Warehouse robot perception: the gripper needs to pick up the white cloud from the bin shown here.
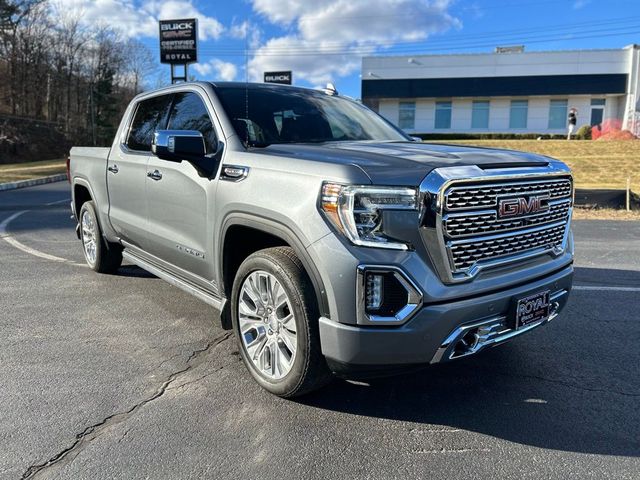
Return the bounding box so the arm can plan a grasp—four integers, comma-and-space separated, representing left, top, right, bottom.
52, 0, 223, 40
248, 36, 368, 85
193, 59, 238, 81
229, 20, 250, 39
248, 0, 460, 86
573, 0, 591, 9
252, 0, 332, 25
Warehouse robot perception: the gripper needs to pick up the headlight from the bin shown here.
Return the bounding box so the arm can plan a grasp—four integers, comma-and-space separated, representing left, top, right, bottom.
320, 183, 418, 250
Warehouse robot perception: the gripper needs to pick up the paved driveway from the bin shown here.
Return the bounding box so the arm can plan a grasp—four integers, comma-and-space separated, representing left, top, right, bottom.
1, 182, 638, 479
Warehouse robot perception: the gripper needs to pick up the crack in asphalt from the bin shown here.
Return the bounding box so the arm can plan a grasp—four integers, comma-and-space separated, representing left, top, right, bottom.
493, 370, 640, 397
20, 332, 233, 480
169, 358, 241, 392
412, 448, 491, 454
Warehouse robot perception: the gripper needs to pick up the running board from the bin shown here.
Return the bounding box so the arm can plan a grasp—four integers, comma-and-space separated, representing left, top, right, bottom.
122, 249, 226, 311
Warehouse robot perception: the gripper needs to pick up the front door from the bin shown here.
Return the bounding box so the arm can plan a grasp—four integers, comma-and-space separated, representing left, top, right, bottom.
107, 94, 172, 247
590, 107, 604, 127
145, 91, 220, 283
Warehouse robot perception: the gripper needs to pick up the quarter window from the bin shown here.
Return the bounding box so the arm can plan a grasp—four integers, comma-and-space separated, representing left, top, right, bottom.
398, 101, 416, 130
471, 100, 490, 129
509, 100, 528, 129
167, 92, 218, 153
126, 95, 172, 151
435, 101, 452, 129
548, 99, 568, 129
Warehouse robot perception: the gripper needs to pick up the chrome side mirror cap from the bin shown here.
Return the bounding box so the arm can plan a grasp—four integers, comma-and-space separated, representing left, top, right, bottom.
152, 130, 206, 162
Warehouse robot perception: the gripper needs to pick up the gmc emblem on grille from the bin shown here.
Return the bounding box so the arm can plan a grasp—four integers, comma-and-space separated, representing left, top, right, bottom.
498, 194, 550, 218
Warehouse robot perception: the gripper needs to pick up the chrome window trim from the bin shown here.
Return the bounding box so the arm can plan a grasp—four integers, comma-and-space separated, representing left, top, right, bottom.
419, 163, 573, 284
355, 265, 423, 326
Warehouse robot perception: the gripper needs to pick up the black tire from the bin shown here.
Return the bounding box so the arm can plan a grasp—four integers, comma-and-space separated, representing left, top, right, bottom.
79, 201, 122, 274
231, 247, 332, 397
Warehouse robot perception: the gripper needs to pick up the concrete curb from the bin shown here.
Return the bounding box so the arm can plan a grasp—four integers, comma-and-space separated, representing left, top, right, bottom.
0, 174, 67, 192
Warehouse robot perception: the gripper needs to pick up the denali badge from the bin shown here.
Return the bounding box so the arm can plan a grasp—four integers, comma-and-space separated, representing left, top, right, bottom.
498, 193, 550, 219
176, 244, 205, 260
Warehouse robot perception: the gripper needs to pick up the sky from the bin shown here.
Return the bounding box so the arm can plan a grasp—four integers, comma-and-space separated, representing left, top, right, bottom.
59, 0, 640, 98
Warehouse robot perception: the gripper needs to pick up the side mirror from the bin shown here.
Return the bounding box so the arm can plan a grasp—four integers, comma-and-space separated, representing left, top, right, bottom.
152, 130, 206, 162
152, 130, 222, 178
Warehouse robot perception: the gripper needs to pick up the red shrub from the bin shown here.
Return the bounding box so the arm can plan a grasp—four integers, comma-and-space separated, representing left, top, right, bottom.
592, 118, 638, 140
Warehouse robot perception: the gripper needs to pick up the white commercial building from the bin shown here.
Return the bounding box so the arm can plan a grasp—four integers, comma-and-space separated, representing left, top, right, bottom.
361, 45, 640, 135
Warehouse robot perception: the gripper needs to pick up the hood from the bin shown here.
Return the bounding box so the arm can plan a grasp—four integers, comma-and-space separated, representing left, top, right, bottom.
253, 141, 552, 185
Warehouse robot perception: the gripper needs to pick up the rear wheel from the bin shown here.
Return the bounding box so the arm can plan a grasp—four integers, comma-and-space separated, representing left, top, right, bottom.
79, 201, 122, 273
231, 247, 331, 397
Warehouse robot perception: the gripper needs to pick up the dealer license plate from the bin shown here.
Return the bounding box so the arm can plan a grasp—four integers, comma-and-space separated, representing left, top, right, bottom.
515, 290, 550, 329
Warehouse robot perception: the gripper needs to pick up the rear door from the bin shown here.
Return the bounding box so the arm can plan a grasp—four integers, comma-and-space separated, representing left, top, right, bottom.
107, 94, 172, 246
144, 90, 220, 282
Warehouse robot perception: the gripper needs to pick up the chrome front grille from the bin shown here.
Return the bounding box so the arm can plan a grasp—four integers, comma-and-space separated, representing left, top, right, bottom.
446, 178, 572, 210
444, 199, 571, 238
419, 165, 574, 284
449, 223, 567, 271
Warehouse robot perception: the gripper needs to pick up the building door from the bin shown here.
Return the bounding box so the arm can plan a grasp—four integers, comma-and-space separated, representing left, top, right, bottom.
590, 99, 605, 127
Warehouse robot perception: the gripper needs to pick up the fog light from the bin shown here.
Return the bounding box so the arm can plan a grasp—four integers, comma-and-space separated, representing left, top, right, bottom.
357, 266, 423, 325
365, 273, 384, 311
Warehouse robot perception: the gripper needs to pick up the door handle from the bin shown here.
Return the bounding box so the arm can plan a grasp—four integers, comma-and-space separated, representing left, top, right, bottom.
107, 164, 119, 174
147, 169, 163, 181
220, 165, 249, 182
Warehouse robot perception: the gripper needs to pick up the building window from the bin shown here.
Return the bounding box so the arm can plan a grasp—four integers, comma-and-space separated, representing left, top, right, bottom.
471, 100, 490, 129
398, 101, 415, 130
590, 98, 605, 126
548, 99, 568, 129
509, 100, 528, 129
435, 101, 452, 129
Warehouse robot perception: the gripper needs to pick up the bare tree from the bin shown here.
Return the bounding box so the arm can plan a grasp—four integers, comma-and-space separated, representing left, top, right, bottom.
1, 0, 158, 158
122, 38, 157, 94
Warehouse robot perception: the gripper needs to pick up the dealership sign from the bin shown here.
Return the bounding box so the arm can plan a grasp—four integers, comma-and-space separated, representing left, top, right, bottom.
159, 19, 198, 64
264, 71, 292, 85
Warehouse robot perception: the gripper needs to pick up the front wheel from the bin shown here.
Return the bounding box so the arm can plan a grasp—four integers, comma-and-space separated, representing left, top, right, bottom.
79, 201, 122, 273
231, 247, 332, 397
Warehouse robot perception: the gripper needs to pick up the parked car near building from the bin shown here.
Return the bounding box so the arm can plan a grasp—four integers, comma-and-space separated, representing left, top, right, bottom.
69, 82, 574, 397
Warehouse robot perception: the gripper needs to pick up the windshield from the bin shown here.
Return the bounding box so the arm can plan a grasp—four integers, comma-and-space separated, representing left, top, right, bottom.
213, 85, 409, 146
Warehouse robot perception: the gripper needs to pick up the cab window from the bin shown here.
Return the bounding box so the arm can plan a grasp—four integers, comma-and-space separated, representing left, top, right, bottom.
167, 92, 218, 153
126, 95, 172, 151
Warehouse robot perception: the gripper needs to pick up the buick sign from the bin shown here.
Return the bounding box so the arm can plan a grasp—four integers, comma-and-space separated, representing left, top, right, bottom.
264, 71, 292, 85
159, 18, 198, 64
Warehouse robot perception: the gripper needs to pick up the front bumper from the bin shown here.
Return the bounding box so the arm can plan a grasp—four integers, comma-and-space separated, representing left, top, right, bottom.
319, 264, 573, 374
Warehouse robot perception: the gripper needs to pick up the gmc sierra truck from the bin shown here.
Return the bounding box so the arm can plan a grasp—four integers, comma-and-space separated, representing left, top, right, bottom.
69, 82, 574, 397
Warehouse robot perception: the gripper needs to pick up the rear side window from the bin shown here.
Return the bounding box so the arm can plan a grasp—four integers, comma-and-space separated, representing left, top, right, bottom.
126, 95, 172, 151
167, 92, 217, 153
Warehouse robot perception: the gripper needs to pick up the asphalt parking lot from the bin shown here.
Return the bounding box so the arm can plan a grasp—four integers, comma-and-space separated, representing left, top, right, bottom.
1, 182, 638, 480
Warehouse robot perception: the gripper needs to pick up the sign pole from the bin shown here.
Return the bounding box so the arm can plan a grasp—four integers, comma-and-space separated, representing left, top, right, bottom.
171, 64, 188, 84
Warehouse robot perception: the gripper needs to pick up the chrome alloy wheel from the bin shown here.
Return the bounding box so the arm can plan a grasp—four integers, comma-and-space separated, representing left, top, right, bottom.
81, 209, 97, 265
238, 270, 297, 380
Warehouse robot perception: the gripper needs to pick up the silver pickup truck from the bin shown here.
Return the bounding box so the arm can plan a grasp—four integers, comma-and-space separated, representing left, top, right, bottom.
69, 82, 574, 397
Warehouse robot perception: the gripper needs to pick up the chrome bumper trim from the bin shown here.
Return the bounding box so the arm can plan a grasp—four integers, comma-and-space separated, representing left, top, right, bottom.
430, 289, 568, 363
